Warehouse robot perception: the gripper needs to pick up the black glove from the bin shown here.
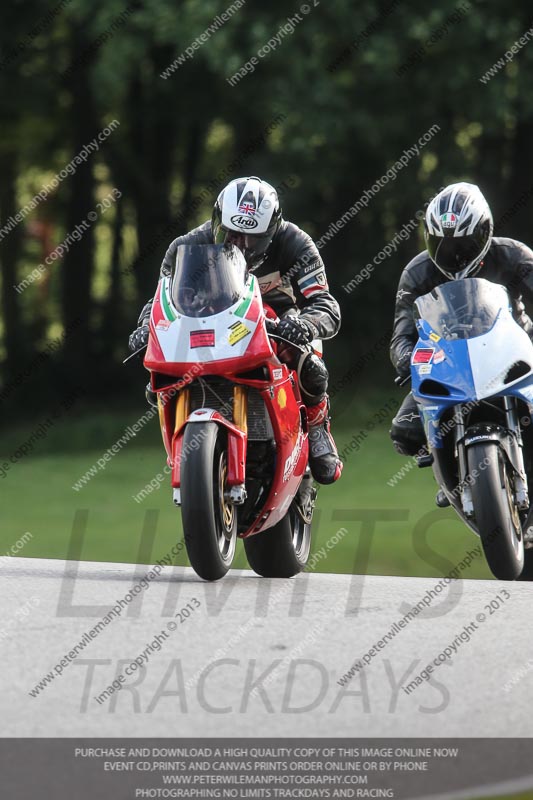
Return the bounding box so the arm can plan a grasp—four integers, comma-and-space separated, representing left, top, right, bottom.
128, 324, 149, 353
277, 316, 318, 346
395, 349, 413, 379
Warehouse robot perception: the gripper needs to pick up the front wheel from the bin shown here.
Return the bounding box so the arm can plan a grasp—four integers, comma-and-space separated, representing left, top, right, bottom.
517, 548, 533, 581
181, 422, 237, 581
468, 442, 524, 580
243, 498, 312, 578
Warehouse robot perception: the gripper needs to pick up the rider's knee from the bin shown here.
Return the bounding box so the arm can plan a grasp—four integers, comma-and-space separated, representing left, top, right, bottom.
299, 353, 328, 403
390, 417, 426, 456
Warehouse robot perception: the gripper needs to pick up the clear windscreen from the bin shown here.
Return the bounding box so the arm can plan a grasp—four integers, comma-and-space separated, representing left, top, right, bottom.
170, 244, 247, 318
414, 278, 510, 340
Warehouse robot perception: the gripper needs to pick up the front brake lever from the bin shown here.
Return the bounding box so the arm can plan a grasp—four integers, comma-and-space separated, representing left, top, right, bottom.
395, 374, 411, 387
123, 345, 148, 364
267, 333, 309, 355
264, 317, 279, 334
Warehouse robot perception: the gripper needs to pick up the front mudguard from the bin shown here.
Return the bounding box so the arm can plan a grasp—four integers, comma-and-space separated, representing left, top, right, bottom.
463, 424, 523, 477
171, 409, 247, 489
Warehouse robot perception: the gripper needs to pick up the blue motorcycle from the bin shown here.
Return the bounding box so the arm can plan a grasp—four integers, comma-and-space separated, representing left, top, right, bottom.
411, 277, 533, 580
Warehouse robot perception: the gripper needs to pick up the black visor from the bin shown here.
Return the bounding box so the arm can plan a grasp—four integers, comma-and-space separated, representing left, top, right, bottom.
214, 225, 273, 268
427, 234, 484, 275
427, 214, 492, 276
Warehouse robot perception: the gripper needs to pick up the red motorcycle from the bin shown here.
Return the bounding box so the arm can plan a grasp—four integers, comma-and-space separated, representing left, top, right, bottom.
143, 243, 316, 581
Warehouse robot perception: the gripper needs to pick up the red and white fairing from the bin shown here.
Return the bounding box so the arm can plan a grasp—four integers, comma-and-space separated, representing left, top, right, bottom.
144, 274, 273, 376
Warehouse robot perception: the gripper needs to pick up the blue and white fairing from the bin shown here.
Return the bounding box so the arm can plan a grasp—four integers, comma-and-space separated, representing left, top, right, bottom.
410, 278, 533, 448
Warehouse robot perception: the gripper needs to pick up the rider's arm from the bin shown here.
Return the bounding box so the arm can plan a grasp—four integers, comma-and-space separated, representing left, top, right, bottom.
494, 239, 533, 338
511, 241, 533, 303
160, 220, 213, 277
513, 255, 533, 338
290, 233, 341, 340
137, 300, 153, 328
390, 266, 419, 377
160, 241, 177, 278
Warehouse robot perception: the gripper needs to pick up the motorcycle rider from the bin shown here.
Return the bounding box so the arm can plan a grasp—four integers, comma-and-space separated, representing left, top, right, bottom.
390, 182, 533, 500
129, 176, 343, 485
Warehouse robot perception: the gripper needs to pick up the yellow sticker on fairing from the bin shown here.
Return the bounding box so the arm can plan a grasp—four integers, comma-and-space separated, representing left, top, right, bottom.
228, 320, 251, 346
429, 332, 441, 342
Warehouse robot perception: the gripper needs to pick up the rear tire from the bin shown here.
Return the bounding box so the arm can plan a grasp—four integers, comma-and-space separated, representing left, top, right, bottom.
468, 442, 524, 580
181, 423, 237, 581
243, 504, 312, 578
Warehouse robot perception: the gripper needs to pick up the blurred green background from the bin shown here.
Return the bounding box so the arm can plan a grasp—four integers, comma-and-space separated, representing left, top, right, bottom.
2, 0, 532, 577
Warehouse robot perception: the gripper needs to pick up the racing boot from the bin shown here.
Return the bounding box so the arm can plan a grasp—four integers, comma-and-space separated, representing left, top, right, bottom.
306, 397, 343, 484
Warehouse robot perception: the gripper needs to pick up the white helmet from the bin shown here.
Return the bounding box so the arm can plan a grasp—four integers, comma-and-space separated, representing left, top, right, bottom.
211, 176, 282, 269
424, 182, 493, 279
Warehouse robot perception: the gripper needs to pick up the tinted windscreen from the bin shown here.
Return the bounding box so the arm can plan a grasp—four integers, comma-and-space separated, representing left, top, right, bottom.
170, 244, 247, 318
414, 278, 509, 340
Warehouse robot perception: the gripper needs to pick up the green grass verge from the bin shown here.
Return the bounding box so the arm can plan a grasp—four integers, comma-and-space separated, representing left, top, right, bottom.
0, 395, 493, 579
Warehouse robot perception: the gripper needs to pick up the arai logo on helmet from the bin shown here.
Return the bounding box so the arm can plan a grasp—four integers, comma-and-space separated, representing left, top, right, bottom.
441, 212, 458, 229
231, 214, 259, 230
231, 214, 259, 229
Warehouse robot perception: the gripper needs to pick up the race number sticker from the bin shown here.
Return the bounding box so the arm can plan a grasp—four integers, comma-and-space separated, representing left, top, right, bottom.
190, 330, 215, 348
412, 348, 434, 364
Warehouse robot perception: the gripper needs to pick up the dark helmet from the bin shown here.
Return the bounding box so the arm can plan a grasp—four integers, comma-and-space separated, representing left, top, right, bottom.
424, 182, 494, 279
211, 176, 282, 269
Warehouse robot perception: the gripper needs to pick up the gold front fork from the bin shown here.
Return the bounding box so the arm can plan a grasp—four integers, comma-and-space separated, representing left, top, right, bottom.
157, 394, 165, 432
174, 388, 191, 433
233, 385, 248, 434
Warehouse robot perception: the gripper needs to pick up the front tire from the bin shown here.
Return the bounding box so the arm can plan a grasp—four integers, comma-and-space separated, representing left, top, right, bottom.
181, 423, 237, 581
243, 503, 312, 578
517, 548, 533, 581
468, 442, 524, 580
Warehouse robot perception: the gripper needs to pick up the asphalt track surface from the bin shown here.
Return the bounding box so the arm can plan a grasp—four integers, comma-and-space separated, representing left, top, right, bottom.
2, 555, 533, 745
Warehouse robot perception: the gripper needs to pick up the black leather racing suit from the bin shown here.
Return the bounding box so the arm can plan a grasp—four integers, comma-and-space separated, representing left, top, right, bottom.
390, 237, 533, 454
138, 219, 341, 404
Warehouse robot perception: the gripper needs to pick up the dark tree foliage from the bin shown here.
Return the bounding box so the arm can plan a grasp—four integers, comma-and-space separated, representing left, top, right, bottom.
1, 0, 533, 415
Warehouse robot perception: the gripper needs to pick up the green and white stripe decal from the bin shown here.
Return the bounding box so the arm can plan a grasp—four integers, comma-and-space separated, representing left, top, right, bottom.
233, 275, 255, 318
160, 278, 177, 322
